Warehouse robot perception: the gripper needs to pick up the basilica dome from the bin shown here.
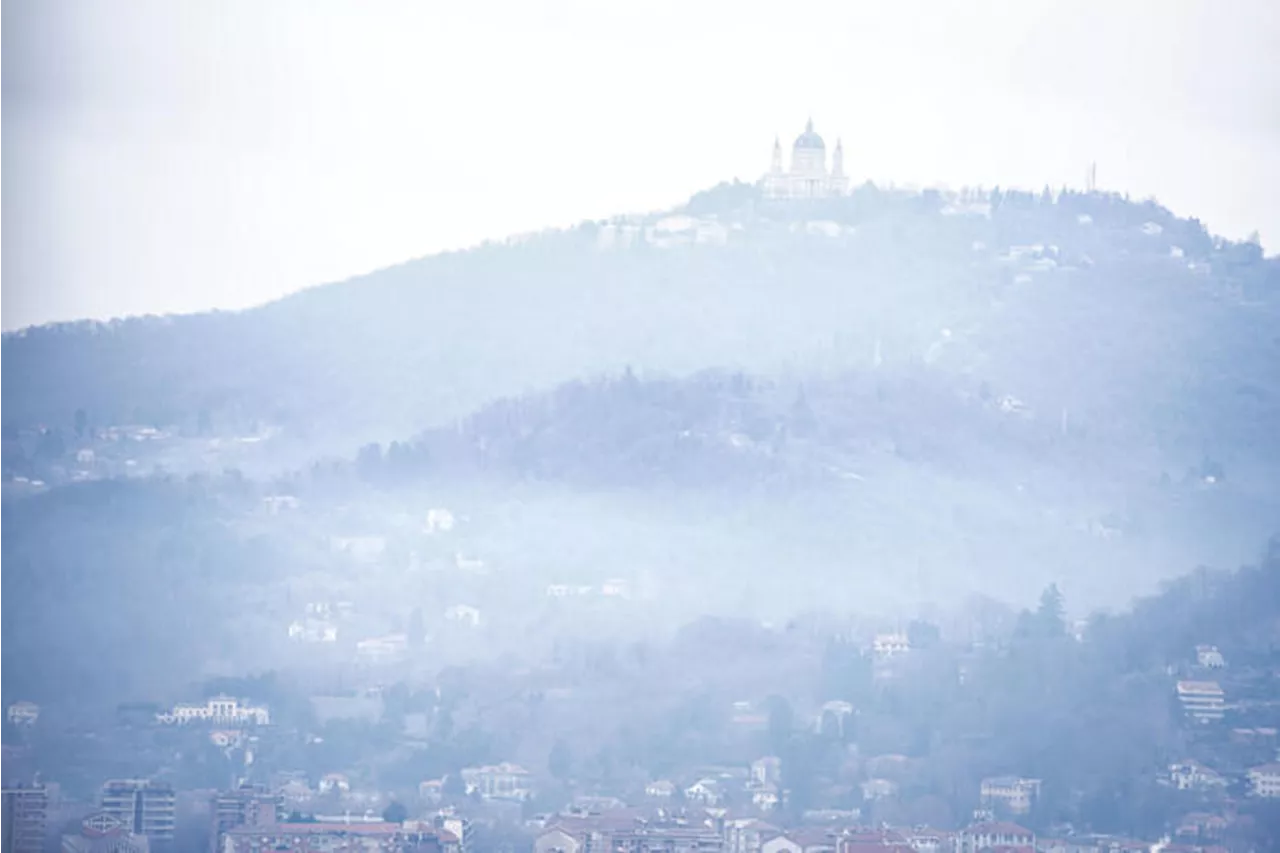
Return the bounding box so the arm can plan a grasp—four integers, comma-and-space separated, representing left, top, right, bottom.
793, 118, 825, 150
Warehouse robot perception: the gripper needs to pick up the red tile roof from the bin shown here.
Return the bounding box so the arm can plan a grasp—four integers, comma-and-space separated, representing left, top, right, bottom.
962, 819, 1034, 835
964, 823, 1033, 837
228, 822, 401, 836
841, 844, 915, 853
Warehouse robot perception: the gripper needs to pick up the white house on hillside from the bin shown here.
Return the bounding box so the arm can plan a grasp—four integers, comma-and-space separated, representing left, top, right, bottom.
7, 701, 40, 726
958, 821, 1034, 853
1248, 763, 1280, 798
445, 604, 482, 627
979, 776, 1041, 815
356, 634, 407, 663
1196, 645, 1227, 668
1167, 760, 1227, 792
425, 508, 456, 534
873, 633, 911, 658
1176, 680, 1226, 723
155, 696, 270, 726
462, 763, 534, 801
751, 756, 782, 788
684, 778, 723, 805
752, 785, 781, 812
644, 780, 676, 799
318, 773, 350, 794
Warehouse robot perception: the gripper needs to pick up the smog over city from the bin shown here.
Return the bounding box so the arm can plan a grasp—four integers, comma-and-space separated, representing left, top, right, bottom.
3, 2, 1280, 852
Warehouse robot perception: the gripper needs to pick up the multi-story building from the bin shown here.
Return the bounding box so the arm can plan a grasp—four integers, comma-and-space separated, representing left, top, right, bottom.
100, 780, 176, 848
540, 818, 722, 853
431, 814, 472, 853
814, 701, 856, 738
1248, 762, 1280, 798
460, 763, 533, 802
1195, 645, 1226, 669
873, 634, 911, 659
612, 825, 724, 853
154, 695, 270, 726
957, 821, 1034, 853
684, 778, 724, 806
211, 784, 282, 851
221, 814, 459, 853
288, 618, 339, 643
750, 756, 782, 789
979, 776, 1041, 815
1176, 681, 1226, 723
6, 702, 40, 727
2, 782, 49, 853
356, 634, 409, 664
644, 780, 676, 799
1167, 760, 1227, 792
724, 819, 778, 853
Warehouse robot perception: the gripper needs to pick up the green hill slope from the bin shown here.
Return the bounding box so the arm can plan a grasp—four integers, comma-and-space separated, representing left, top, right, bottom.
5, 184, 1276, 476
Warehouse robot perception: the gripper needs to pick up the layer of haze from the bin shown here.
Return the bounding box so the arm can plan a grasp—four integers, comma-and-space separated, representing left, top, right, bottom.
4, 0, 1278, 329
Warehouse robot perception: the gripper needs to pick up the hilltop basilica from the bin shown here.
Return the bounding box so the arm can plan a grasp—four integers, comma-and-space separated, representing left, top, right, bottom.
762, 119, 849, 200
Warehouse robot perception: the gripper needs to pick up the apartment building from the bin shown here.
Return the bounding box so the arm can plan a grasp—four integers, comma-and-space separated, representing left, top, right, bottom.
1175, 681, 1226, 723
211, 784, 283, 851
979, 776, 1041, 815
2, 782, 49, 853
100, 780, 176, 848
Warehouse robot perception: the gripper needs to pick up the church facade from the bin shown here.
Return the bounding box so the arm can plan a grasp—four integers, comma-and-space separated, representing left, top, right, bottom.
762, 119, 849, 200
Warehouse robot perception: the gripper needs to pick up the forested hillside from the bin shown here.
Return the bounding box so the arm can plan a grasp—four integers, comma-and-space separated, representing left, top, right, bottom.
0, 478, 274, 707
7, 365, 1277, 707
5, 184, 1277, 471
5, 181, 1278, 713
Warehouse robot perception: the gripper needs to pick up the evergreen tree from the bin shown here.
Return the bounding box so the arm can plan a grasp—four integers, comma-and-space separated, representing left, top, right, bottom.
1036, 583, 1066, 637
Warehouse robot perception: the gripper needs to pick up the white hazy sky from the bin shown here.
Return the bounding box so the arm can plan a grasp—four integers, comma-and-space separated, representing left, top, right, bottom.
3, 0, 1278, 329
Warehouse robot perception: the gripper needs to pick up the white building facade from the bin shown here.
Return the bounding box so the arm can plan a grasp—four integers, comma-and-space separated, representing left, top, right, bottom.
979, 776, 1041, 815
1167, 760, 1226, 792
1196, 645, 1226, 668
762, 120, 849, 200
461, 763, 534, 801
1176, 680, 1226, 723
1248, 763, 1280, 798
7, 701, 40, 726
155, 696, 270, 726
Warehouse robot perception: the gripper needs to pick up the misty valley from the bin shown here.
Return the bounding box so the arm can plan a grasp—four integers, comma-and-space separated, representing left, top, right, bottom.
4, 180, 1280, 852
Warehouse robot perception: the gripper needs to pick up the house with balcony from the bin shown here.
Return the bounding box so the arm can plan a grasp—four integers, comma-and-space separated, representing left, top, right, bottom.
979, 776, 1041, 815
684, 778, 724, 806
1166, 760, 1227, 792
461, 763, 534, 802
957, 821, 1034, 853
1248, 762, 1280, 798
645, 780, 677, 799
1176, 681, 1226, 723
1195, 645, 1226, 669
6, 701, 39, 726
751, 785, 781, 812
154, 695, 270, 726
